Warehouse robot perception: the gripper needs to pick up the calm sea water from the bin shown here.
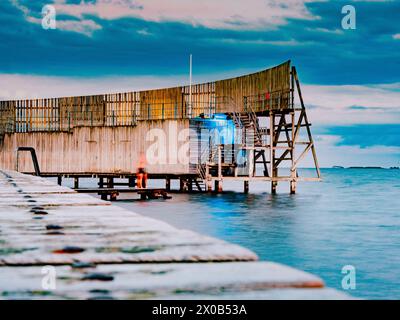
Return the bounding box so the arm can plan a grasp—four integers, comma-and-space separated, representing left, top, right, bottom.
58, 168, 400, 299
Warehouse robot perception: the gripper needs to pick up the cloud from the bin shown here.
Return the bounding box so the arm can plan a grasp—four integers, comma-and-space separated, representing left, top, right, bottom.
393, 33, 400, 39
309, 138, 400, 167
2, 0, 400, 84
15, 0, 318, 31
291, 128, 400, 167
301, 83, 400, 125
137, 28, 153, 36
10, 0, 29, 16
0, 73, 188, 100
220, 38, 315, 46
317, 125, 400, 148
304, 128, 400, 167
10, 0, 101, 36
305, 27, 343, 34
56, 19, 102, 36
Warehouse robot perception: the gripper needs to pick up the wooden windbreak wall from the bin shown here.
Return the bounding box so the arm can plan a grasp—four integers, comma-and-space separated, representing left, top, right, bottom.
140, 87, 183, 120
215, 61, 291, 112
0, 120, 190, 174
0, 61, 291, 136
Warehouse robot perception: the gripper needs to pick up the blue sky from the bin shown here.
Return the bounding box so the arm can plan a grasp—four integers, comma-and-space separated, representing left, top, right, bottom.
0, 0, 399, 167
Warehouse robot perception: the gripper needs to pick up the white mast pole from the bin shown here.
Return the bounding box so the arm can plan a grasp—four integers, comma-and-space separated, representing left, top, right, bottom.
189, 54, 192, 118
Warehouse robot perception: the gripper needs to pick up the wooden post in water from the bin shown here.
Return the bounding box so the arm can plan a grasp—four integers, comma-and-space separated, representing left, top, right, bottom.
272, 170, 278, 194
128, 177, 135, 188
57, 176, 62, 186
74, 177, 79, 189
270, 112, 277, 194
179, 178, 189, 192
165, 178, 171, 191
214, 180, 223, 193
290, 111, 296, 194
248, 148, 254, 178
244, 181, 249, 194
205, 164, 212, 192
107, 177, 114, 188
216, 145, 223, 193
99, 177, 107, 200
207, 181, 212, 192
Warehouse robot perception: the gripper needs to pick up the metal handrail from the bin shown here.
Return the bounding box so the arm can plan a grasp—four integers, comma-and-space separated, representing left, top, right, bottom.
15, 147, 41, 176
224, 96, 263, 146
246, 105, 263, 146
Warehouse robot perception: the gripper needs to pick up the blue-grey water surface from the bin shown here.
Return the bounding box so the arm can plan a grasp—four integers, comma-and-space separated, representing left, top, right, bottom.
59, 168, 400, 299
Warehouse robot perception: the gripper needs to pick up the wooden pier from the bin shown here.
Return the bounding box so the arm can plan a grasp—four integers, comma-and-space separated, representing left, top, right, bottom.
0, 170, 348, 299
74, 188, 171, 201
1, 61, 321, 195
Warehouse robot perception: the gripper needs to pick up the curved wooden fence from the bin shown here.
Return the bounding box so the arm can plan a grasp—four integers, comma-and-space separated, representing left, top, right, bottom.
0, 61, 291, 136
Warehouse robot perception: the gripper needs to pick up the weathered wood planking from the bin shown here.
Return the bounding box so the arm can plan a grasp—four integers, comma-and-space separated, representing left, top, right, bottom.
215, 61, 291, 112
0, 61, 291, 135
140, 87, 184, 120
0, 170, 257, 265
0, 120, 190, 173
0, 172, 76, 194
0, 263, 352, 300
0, 170, 350, 300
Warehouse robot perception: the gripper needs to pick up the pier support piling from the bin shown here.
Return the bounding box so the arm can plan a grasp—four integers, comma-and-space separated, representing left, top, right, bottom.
179, 178, 189, 192
290, 180, 296, 194
215, 180, 223, 193
165, 178, 171, 191
74, 177, 79, 189
107, 177, 114, 188
271, 182, 277, 194
244, 181, 249, 194
99, 178, 107, 200
206, 179, 212, 192
128, 177, 135, 188
271, 168, 278, 194
57, 176, 62, 186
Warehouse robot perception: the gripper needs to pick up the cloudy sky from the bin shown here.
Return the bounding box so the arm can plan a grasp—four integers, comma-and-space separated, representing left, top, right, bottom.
1, 0, 400, 167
